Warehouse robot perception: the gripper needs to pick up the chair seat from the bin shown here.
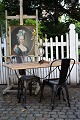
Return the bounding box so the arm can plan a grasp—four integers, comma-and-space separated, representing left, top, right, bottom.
21, 75, 40, 81
44, 78, 59, 85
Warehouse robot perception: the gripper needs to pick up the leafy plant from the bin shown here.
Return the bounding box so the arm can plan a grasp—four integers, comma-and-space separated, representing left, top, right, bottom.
75, 22, 80, 39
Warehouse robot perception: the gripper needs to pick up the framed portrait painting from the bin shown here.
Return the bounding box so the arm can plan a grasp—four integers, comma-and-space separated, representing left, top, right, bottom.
9, 25, 35, 56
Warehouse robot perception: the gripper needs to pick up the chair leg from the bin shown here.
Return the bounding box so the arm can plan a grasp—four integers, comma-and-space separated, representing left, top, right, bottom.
52, 88, 54, 110
65, 85, 70, 107
21, 86, 27, 109
17, 79, 20, 100
62, 87, 66, 101
17, 78, 22, 103
24, 87, 26, 105
51, 86, 56, 110
57, 87, 62, 100
39, 84, 44, 103
20, 80, 27, 109
17, 78, 27, 109
28, 82, 32, 96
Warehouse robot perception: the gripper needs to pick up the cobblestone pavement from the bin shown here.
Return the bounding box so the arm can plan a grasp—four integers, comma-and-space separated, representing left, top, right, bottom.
0, 85, 80, 120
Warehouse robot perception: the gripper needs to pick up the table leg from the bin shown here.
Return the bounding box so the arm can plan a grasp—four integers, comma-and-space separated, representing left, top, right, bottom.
3, 68, 17, 94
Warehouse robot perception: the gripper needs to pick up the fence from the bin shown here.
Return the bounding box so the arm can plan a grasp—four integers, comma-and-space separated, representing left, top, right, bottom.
0, 24, 80, 85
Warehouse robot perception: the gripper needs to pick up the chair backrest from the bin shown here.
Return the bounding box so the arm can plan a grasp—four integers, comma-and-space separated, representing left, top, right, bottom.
49, 58, 75, 84
10, 55, 34, 75
59, 58, 75, 84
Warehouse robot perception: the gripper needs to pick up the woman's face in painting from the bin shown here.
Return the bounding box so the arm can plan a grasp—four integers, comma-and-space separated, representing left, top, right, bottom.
19, 36, 25, 45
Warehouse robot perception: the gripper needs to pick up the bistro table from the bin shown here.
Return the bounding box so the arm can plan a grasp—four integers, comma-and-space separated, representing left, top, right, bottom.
3, 61, 62, 94
3, 59, 77, 94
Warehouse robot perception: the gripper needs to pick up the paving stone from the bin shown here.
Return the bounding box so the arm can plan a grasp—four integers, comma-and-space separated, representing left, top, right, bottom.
35, 118, 46, 120
50, 114, 58, 118
46, 118, 55, 120
0, 85, 80, 120
65, 118, 75, 120
76, 114, 80, 118
58, 114, 67, 118
67, 114, 76, 119
55, 118, 64, 120
74, 119, 80, 120
0, 116, 9, 120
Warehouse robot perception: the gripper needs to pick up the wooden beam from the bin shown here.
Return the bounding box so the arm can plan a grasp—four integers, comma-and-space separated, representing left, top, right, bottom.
6, 15, 36, 20
6, 15, 20, 19
20, 0, 23, 25
23, 15, 36, 19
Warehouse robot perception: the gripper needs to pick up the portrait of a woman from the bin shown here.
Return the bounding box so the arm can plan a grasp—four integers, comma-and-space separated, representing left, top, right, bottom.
13, 35, 29, 55
10, 26, 34, 55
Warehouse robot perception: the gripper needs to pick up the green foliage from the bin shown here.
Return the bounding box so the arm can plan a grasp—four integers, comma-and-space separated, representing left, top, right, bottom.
24, 19, 36, 26
41, 21, 69, 37
2, 0, 19, 15
0, 0, 80, 37
0, 1, 5, 34
24, 19, 43, 38
9, 20, 19, 26
78, 49, 80, 55
75, 22, 80, 39
78, 49, 80, 61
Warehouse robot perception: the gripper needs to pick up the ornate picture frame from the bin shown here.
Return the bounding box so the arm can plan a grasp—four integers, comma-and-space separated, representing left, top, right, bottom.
9, 25, 35, 55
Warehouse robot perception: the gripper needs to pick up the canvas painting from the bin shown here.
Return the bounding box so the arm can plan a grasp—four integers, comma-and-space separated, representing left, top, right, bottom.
9, 25, 35, 55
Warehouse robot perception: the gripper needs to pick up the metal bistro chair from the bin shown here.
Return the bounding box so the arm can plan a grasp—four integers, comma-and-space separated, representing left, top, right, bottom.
39, 58, 75, 110
10, 55, 41, 109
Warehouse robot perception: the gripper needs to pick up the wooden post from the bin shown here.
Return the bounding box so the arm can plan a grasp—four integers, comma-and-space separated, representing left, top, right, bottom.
5, 10, 9, 56
69, 24, 79, 84
35, 9, 38, 60
36, 9, 38, 44
20, 0, 23, 25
